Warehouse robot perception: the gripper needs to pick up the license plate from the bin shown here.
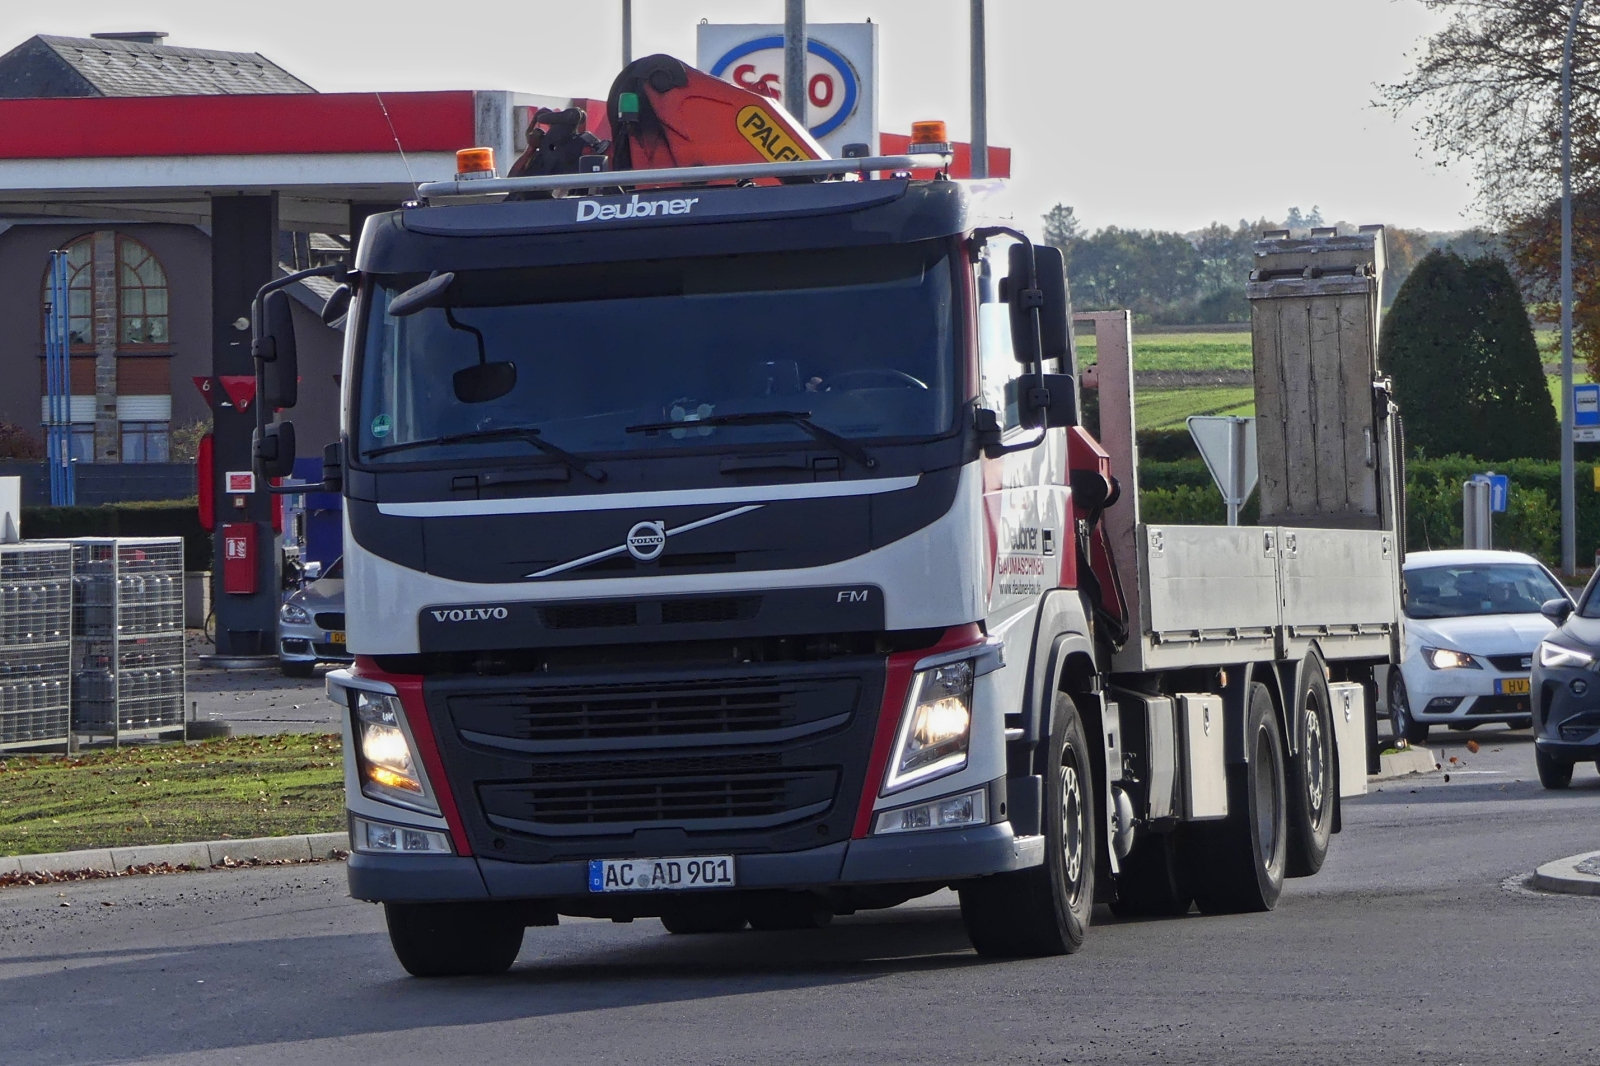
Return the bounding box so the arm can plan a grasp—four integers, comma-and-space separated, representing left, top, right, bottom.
588, 855, 736, 893
328, 631, 346, 645
1496, 676, 1530, 695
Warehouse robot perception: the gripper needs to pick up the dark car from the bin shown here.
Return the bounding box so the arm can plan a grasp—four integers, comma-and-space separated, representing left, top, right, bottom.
1529, 579, 1600, 789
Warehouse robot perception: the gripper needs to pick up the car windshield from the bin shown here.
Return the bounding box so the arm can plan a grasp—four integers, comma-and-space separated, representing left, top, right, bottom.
356, 241, 957, 464
1403, 563, 1565, 619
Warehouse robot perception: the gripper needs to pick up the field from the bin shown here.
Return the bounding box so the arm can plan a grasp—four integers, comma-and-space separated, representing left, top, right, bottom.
1136, 387, 1254, 430
1077, 330, 1253, 373
0, 733, 345, 857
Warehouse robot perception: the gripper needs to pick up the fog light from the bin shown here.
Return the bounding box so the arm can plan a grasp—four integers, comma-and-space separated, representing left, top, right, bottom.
352, 816, 452, 854
1423, 697, 1463, 714
1570, 678, 1589, 695
873, 788, 987, 835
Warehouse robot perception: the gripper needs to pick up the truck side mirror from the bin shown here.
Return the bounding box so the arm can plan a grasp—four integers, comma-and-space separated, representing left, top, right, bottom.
254, 420, 296, 479
1013, 373, 1077, 429
321, 284, 352, 326
1005, 243, 1072, 367
255, 289, 299, 409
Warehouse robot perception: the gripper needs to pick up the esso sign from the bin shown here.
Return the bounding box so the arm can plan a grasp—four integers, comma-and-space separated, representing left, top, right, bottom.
708, 36, 858, 140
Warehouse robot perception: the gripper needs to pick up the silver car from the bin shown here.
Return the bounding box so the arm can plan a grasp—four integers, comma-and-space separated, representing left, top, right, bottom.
277, 557, 351, 678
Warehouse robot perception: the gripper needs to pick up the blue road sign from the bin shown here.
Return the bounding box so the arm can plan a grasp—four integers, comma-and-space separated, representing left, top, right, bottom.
1575, 383, 1600, 442
1474, 473, 1509, 513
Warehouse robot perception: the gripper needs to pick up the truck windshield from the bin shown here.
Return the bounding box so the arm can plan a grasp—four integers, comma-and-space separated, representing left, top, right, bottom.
1403, 563, 1566, 619
356, 240, 957, 464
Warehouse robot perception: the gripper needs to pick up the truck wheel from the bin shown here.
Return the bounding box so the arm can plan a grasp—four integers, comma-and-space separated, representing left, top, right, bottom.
661, 902, 748, 934
746, 893, 831, 930
1108, 831, 1191, 918
1188, 682, 1286, 915
1388, 671, 1429, 745
1535, 748, 1574, 790
959, 693, 1095, 957
1286, 658, 1334, 878
383, 902, 525, 977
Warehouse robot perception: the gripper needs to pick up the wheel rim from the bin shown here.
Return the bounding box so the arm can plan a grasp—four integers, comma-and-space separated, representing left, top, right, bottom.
1060, 753, 1085, 901
1390, 675, 1411, 735
1252, 725, 1281, 860
1303, 694, 1326, 821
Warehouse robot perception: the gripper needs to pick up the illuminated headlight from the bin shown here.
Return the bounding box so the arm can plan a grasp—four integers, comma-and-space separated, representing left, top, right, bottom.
873, 787, 987, 835
1423, 647, 1479, 670
280, 602, 311, 624
351, 815, 452, 854
352, 690, 438, 813
883, 660, 974, 793
1538, 641, 1596, 669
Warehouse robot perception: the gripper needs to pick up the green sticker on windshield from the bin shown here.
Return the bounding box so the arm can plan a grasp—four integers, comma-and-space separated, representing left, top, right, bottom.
371, 414, 392, 438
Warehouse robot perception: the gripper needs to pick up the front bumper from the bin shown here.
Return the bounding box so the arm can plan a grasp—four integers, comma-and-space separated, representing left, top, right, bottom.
1532, 662, 1600, 758
1402, 659, 1532, 724
278, 621, 353, 664
347, 821, 1043, 905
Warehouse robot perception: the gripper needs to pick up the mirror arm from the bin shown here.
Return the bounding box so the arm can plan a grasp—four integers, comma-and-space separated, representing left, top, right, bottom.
444, 305, 489, 365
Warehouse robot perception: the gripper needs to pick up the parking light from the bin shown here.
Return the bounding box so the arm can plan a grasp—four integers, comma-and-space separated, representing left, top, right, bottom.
352, 690, 439, 813
1423, 647, 1479, 670
873, 787, 987, 835
883, 659, 974, 793
351, 815, 452, 855
1538, 641, 1596, 669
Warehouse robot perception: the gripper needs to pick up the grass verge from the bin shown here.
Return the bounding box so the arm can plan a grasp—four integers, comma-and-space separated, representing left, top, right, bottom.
0, 733, 345, 857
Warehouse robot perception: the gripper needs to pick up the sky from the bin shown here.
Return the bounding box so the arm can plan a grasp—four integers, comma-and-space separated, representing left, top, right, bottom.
8, 0, 1480, 237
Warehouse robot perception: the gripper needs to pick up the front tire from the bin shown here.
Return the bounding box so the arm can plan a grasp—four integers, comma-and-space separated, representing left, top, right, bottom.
1286, 657, 1334, 878
1388, 670, 1429, 745
960, 693, 1095, 957
384, 902, 525, 977
1536, 747, 1574, 790
1188, 682, 1287, 915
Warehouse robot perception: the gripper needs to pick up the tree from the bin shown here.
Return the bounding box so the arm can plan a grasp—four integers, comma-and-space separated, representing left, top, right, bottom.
1041, 204, 1081, 253
1379, 250, 1559, 460
1284, 205, 1324, 233
0, 422, 43, 460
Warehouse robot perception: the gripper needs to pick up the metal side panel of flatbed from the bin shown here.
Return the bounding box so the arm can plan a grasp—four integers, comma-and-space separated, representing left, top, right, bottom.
1116, 523, 1399, 672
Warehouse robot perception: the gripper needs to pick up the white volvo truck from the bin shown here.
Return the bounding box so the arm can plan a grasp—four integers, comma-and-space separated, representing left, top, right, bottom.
251, 133, 1401, 975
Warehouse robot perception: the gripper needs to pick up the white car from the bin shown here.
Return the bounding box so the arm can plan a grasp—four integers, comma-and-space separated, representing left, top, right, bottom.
1387, 549, 1573, 743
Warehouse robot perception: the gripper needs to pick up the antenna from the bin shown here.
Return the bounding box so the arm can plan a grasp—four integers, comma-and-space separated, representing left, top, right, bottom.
373, 92, 418, 196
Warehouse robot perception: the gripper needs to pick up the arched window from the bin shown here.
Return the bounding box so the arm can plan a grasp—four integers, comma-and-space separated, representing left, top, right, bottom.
117, 236, 169, 346
39, 234, 95, 348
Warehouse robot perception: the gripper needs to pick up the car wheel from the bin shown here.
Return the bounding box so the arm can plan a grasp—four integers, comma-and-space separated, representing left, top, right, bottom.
280, 660, 315, 679
1388, 671, 1429, 745
1535, 747, 1574, 790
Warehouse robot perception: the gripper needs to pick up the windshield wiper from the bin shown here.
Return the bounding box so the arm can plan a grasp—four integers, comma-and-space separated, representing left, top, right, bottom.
625, 410, 876, 470
365, 427, 607, 482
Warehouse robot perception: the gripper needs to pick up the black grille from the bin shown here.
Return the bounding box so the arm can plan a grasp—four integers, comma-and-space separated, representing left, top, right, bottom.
313, 642, 353, 658
660, 597, 758, 624
479, 762, 837, 830
314, 612, 345, 630
541, 602, 637, 629
1468, 695, 1531, 715
1487, 654, 1532, 672
1558, 711, 1600, 740
450, 675, 858, 745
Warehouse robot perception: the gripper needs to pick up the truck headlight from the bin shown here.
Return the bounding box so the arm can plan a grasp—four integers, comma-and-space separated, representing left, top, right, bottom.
352, 690, 439, 814
351, 815, 452, 854
280, 602, 311, 624
883, 660, 974, 793
873, 787, 987, 835
1538, 641, 1596, 669
1423, 647, 1479, 670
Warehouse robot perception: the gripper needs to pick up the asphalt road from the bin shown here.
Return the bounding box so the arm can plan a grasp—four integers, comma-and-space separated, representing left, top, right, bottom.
3, 731, 1597, 1066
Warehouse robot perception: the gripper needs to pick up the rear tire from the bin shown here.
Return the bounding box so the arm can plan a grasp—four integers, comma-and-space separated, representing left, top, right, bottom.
384, 902, 525, 977
1286, 657, 1334, 878
1108, 831, 1191, 918
280, 660, 315, 679
1388, 671, 1429, 745
960, 693, 1095, 957
1188, 682, 1287, 915
661, 902, 748, 934
1536, 748, 1574, 790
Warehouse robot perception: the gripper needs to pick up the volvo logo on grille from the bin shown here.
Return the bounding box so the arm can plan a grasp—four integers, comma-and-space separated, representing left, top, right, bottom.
626, 521, 667, 561
430, 607, 509, 622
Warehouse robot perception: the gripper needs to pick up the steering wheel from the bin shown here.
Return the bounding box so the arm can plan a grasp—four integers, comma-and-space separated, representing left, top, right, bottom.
822, 368, 929, 391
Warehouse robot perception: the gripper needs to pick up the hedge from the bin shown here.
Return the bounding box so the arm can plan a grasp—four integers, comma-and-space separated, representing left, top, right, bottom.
21, 498, 211, 570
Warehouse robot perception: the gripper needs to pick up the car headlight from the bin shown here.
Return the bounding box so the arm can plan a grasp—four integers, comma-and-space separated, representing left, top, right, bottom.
280, 602, 312, 624
1423, 647, 1479, 670
1538, 641, 1596, 669
883, 660, 974, 794
352, 690, 439, 813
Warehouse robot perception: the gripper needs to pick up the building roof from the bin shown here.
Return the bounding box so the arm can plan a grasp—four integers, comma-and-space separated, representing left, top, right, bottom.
0, 34, 314, 98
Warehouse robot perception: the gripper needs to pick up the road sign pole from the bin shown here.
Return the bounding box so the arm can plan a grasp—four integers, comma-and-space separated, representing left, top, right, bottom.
783, 0, 807, 124
1560, 0, 1585, 576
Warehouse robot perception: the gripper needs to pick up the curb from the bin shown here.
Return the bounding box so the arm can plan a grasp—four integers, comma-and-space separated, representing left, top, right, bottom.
0, 832, 349, 879
1532, 850, 1600, 897
1371, 747, 1439, 781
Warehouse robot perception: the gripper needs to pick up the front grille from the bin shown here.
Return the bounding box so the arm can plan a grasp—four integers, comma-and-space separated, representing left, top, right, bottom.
314, 612, 345, 630
1557, 710, 1600, 740
661, 597, 758, 624
541, 602, 637, 629
450, 675, 858, 745
478, 756, 837, 832
1487, 653, 1532, 672
313, 642, 352, 658
1467, 695, 1531, 715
